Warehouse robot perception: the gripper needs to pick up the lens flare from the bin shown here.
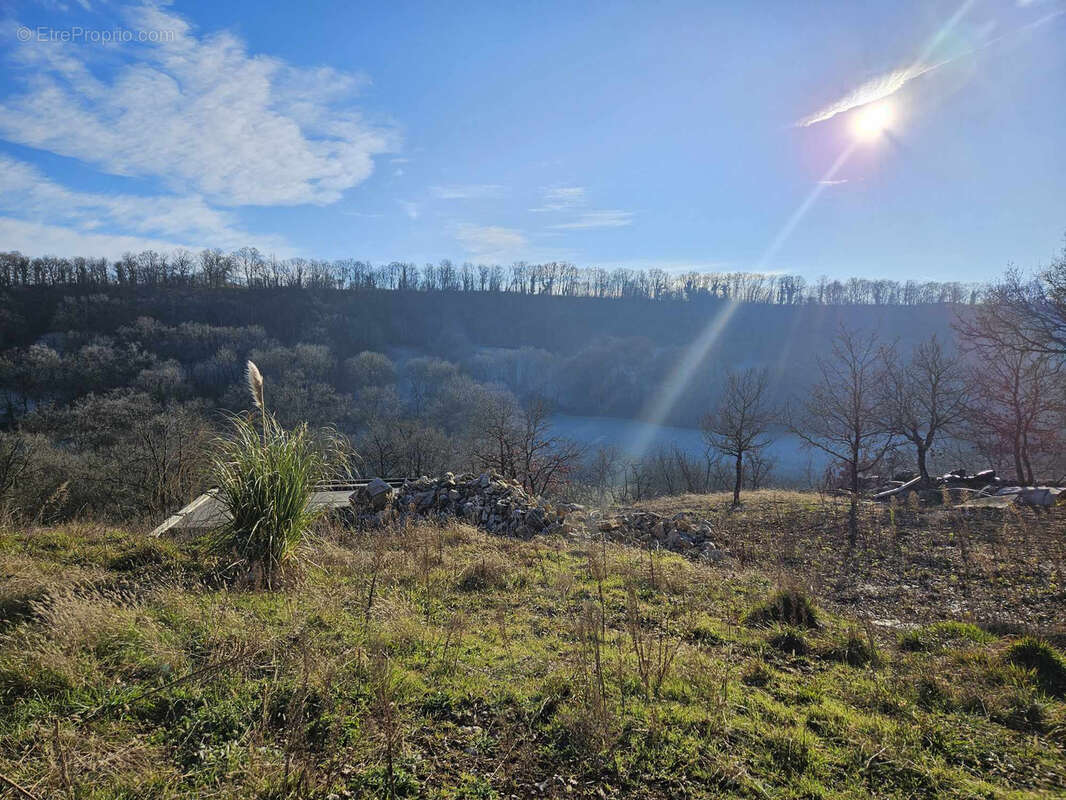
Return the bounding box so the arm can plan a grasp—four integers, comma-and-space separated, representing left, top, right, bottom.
850, 101, 896, 142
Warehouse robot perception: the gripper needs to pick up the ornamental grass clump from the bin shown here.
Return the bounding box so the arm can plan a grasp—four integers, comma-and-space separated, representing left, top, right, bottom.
211, 361, 344, 587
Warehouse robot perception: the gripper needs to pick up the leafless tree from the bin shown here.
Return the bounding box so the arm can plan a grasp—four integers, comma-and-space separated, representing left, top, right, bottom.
747, 449, 776, 490
516, 399, 585, 496
0, 432, 34, 513
881, 335, 971, 487
791, 326, 893, 546
473, 396, 583, 496
957, 247, 1066, 357
701, 367, 774, 506
953, 252, 1066, 483
585, 444, 622, 505
966, 341, 1060, 484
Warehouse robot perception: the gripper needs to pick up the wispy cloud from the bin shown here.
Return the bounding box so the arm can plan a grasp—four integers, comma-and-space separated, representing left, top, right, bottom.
550, 210, 634, 230
0, 3, 395, 205
0, 217, 197, 259
455, 223, 527, 256
796, 63, 939, 127
0, 155, 290, 253
818, 179, 849, 185
399, 201, 420, 219
430, 184, 506, 200
32, 0, 93, 10
531, 186, 586, 211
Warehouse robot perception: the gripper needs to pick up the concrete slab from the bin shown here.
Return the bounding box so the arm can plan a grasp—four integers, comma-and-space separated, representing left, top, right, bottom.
151, 479, 410, 536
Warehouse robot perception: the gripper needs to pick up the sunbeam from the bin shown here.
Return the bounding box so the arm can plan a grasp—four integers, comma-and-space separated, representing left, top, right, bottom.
756, 143, 857, 273
629, 142, 859, 463
629, 296, 742, 461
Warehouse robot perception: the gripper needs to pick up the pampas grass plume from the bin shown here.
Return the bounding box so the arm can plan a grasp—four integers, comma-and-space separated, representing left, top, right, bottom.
246, 360, 264, 411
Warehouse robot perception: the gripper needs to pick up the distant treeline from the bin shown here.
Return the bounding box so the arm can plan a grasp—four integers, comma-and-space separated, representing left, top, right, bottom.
0, 248, 984, 306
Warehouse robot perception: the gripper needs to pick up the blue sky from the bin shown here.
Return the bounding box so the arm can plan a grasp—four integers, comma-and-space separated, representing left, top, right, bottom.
0, 0, 1063, 281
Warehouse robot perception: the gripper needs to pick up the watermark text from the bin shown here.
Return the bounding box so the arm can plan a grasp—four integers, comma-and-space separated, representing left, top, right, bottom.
16, 25, 177, 44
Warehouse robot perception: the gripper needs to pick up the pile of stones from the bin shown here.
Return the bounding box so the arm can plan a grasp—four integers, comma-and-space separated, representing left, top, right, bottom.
348, 472, 567, 538
596, 510, 727, 562
347, 473, 729, 561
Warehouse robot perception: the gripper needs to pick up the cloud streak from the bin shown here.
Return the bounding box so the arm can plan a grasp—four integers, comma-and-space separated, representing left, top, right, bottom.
531, 186, 586, 211
430, 184, 506, 200
455, 224, 527, 256
550, 210, 634, 230
796, 63, 940, 127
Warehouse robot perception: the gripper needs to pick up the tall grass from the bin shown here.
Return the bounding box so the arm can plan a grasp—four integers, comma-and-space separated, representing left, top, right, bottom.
211, 362, 345, 586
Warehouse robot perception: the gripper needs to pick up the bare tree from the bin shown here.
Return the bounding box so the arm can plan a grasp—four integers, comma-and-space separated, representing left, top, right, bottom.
791, 326, 893, 546
473, 396, 583, 496
954, 254, 1065, 483
585, 444, 622, 505
702, 367, 774, 506
0, 432, 34, 513
881, 335, 971, 487
958, 246, 1066, 357
516, 399, 585, 496
966, 343, 1060, 484
747, 449, 776, 490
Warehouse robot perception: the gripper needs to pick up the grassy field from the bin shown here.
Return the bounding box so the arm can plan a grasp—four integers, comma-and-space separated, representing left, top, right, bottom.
1, 496, 1065, 798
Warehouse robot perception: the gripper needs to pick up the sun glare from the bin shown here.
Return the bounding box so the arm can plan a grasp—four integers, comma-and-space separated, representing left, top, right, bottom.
850, 101, 895, 142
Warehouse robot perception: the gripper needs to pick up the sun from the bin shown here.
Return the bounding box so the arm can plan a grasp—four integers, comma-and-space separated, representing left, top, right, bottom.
850, 101, 895, 143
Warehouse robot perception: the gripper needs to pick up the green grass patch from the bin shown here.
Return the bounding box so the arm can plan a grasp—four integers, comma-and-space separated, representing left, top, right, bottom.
745, 586, 820, 629
899, 621, 995, 652
1006, 637, 1066, 699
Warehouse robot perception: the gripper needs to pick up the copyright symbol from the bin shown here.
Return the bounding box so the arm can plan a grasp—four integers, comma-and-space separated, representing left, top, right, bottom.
16, 26, 32, 42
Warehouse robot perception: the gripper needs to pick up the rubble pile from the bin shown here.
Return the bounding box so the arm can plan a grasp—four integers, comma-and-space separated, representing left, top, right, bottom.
346, 473, 729, 561
871, 468, 1063, 509
872, 469, 1001, 502
596, 510, 728, 562
349, 472, 566, 538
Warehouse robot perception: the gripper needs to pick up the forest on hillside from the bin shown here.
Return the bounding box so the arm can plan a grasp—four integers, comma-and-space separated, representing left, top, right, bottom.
0, 248, 1063, 522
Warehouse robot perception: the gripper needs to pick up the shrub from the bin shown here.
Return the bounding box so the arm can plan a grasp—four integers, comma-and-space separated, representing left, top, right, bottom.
209, 360, 349, 588
211, 414, 336, 586
1006, 637, 1066, 699
745, 587, 819, 629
